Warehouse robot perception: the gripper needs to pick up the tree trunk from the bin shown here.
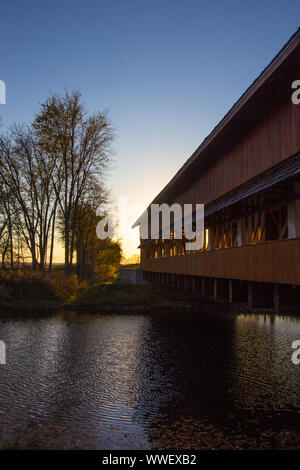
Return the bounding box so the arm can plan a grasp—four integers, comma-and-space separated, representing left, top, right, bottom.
64, 216, 70, 275
8, 219, 13, 268
49, 207, 56, 272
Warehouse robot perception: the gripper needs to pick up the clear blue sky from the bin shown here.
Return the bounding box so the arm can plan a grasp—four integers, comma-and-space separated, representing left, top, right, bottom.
0, 0, 299, 256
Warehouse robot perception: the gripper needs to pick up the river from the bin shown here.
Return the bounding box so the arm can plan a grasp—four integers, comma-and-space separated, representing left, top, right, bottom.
0, 309, 299, 449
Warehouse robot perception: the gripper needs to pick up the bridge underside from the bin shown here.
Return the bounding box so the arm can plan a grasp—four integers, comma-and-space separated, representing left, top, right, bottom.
141, 238, 300, 285
141, 238, 300, 313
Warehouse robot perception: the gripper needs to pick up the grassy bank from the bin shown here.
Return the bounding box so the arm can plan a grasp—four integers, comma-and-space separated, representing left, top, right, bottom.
0, 270, 88, 305
2, 270, 295, 315
70, 281, 198, 311
0, 270, 201, 312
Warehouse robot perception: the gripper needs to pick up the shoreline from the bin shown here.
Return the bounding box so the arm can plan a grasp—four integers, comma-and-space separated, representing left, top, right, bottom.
0, 298, 299, 317
0, 299, 201, 313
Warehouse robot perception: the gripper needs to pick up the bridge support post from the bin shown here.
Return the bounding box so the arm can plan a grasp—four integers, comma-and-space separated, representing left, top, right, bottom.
229, 279, 233, 303
214, 279, 218, 301
274, 284, 279, 314
248, 282, 253, 309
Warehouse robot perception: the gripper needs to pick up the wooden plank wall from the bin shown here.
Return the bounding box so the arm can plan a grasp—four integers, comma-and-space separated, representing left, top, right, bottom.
174, 99, 300, 207
141, 238, 300, 285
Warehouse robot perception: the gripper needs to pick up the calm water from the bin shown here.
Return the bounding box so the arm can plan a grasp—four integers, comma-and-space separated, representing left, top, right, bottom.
0, 309, 299, 449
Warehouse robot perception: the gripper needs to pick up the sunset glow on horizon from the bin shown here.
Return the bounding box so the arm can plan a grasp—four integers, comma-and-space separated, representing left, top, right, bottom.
1, 1, 299, 259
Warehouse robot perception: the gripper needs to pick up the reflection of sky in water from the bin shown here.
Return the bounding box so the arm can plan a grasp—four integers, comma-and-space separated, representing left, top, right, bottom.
0, 313, 152, 448
0, 310, 299, 449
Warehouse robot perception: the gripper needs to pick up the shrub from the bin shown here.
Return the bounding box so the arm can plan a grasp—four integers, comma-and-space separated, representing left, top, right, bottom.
0, 270, 57, 301
50, 273, 88, 302
0, 269, 88, 303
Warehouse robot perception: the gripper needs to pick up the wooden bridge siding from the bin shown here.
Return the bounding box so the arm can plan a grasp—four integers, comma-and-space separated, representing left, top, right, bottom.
141, 238, 300, 285
174, 100, 300, 207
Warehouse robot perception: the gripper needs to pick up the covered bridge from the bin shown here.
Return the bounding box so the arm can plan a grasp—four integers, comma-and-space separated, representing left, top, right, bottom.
134, 29, 300, 312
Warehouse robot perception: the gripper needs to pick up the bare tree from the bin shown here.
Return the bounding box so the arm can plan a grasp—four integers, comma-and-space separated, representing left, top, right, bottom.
0, 128, 57, 270
33, 90, 114, 274
0, 91, 114, 274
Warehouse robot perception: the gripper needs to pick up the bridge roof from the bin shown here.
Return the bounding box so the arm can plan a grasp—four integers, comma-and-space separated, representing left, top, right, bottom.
133, 28, 300, 229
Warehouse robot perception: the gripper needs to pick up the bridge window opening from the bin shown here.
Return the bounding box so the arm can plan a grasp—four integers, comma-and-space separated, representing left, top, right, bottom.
265, 206, 287, 241
205, 228, 209, 250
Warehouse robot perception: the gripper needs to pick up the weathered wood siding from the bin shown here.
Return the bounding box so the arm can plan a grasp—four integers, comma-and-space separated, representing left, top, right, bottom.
141, 238, 300, 285
174, 100, 300, 207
